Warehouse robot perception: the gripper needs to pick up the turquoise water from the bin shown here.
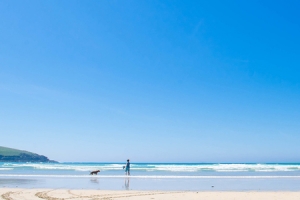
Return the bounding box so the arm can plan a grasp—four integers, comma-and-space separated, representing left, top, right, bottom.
1, 162, 300, 190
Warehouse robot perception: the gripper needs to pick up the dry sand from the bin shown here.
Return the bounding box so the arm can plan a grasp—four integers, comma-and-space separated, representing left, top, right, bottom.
0, 188, 300, 200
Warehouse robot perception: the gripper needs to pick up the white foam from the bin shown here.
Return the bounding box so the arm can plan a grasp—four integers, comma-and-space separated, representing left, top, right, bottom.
2, 163, 124, 171
0, 174, 300, 179
0, 168, 13, 170
144, 164, 300, 172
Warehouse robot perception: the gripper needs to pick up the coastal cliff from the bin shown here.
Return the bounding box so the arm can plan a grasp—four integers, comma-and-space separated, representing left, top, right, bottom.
0, 146, 57, 163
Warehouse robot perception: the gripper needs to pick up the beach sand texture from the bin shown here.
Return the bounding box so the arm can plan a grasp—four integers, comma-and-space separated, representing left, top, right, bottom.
1, 189, 300, 200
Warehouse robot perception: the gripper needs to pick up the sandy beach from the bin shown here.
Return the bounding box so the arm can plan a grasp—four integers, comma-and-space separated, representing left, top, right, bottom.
0, 189, 300, 200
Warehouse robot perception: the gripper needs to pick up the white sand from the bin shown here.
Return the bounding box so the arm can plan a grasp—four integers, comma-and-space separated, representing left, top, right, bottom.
1, 188, 300, 200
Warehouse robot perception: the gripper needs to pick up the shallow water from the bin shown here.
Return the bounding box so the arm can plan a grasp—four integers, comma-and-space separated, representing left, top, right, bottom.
1, 162, 300, 190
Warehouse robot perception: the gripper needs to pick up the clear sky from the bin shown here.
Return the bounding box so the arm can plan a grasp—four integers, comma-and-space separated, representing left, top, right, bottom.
0, 0, 299, 162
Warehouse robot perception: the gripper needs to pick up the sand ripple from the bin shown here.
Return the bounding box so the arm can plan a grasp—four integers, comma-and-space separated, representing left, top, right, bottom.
1, 189, 300, 200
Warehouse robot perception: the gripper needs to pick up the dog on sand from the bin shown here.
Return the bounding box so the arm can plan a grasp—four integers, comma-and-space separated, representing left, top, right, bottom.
90, 170, 100, 175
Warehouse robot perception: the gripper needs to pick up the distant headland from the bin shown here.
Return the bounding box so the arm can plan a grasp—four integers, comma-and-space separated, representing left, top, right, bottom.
0, 146, 58, 163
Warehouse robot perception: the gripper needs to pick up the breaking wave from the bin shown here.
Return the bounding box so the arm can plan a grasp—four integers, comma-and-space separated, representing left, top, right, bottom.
1, 163, 300, 173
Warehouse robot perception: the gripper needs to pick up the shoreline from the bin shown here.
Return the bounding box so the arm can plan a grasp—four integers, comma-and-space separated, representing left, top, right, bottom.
1, 188, 300, 200
1, 176, 300, 191
2, 174, 300, 178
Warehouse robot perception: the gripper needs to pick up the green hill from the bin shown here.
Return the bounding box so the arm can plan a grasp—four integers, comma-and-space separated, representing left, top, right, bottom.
0, 146, 35, 156
0, 146, 57, 163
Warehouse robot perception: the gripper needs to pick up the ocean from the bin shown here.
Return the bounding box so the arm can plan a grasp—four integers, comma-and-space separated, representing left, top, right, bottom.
1, 162, 300, 190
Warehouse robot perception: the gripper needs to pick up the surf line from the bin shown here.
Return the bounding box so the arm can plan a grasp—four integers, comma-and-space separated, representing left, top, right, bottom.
1, 175, 300, 179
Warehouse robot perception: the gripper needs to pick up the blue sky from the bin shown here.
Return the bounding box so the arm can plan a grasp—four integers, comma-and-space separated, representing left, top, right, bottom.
0, 0, 299, 162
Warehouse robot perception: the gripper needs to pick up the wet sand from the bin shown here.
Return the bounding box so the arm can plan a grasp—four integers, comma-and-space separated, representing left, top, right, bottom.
1, 188, 300, 200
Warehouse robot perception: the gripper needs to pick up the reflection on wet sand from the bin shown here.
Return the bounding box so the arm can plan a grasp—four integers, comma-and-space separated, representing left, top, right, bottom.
125, 178, 130, 190
90, 178, 99, 184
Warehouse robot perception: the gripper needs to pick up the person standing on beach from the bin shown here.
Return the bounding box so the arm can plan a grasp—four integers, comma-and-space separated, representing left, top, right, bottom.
125, 159, 130, 175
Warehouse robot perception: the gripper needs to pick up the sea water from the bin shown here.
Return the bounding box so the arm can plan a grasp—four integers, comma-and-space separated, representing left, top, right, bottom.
1, 162, 300, 190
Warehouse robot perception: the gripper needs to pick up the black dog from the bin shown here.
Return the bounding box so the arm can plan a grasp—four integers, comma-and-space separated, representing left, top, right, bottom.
90, 170, 100, 175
